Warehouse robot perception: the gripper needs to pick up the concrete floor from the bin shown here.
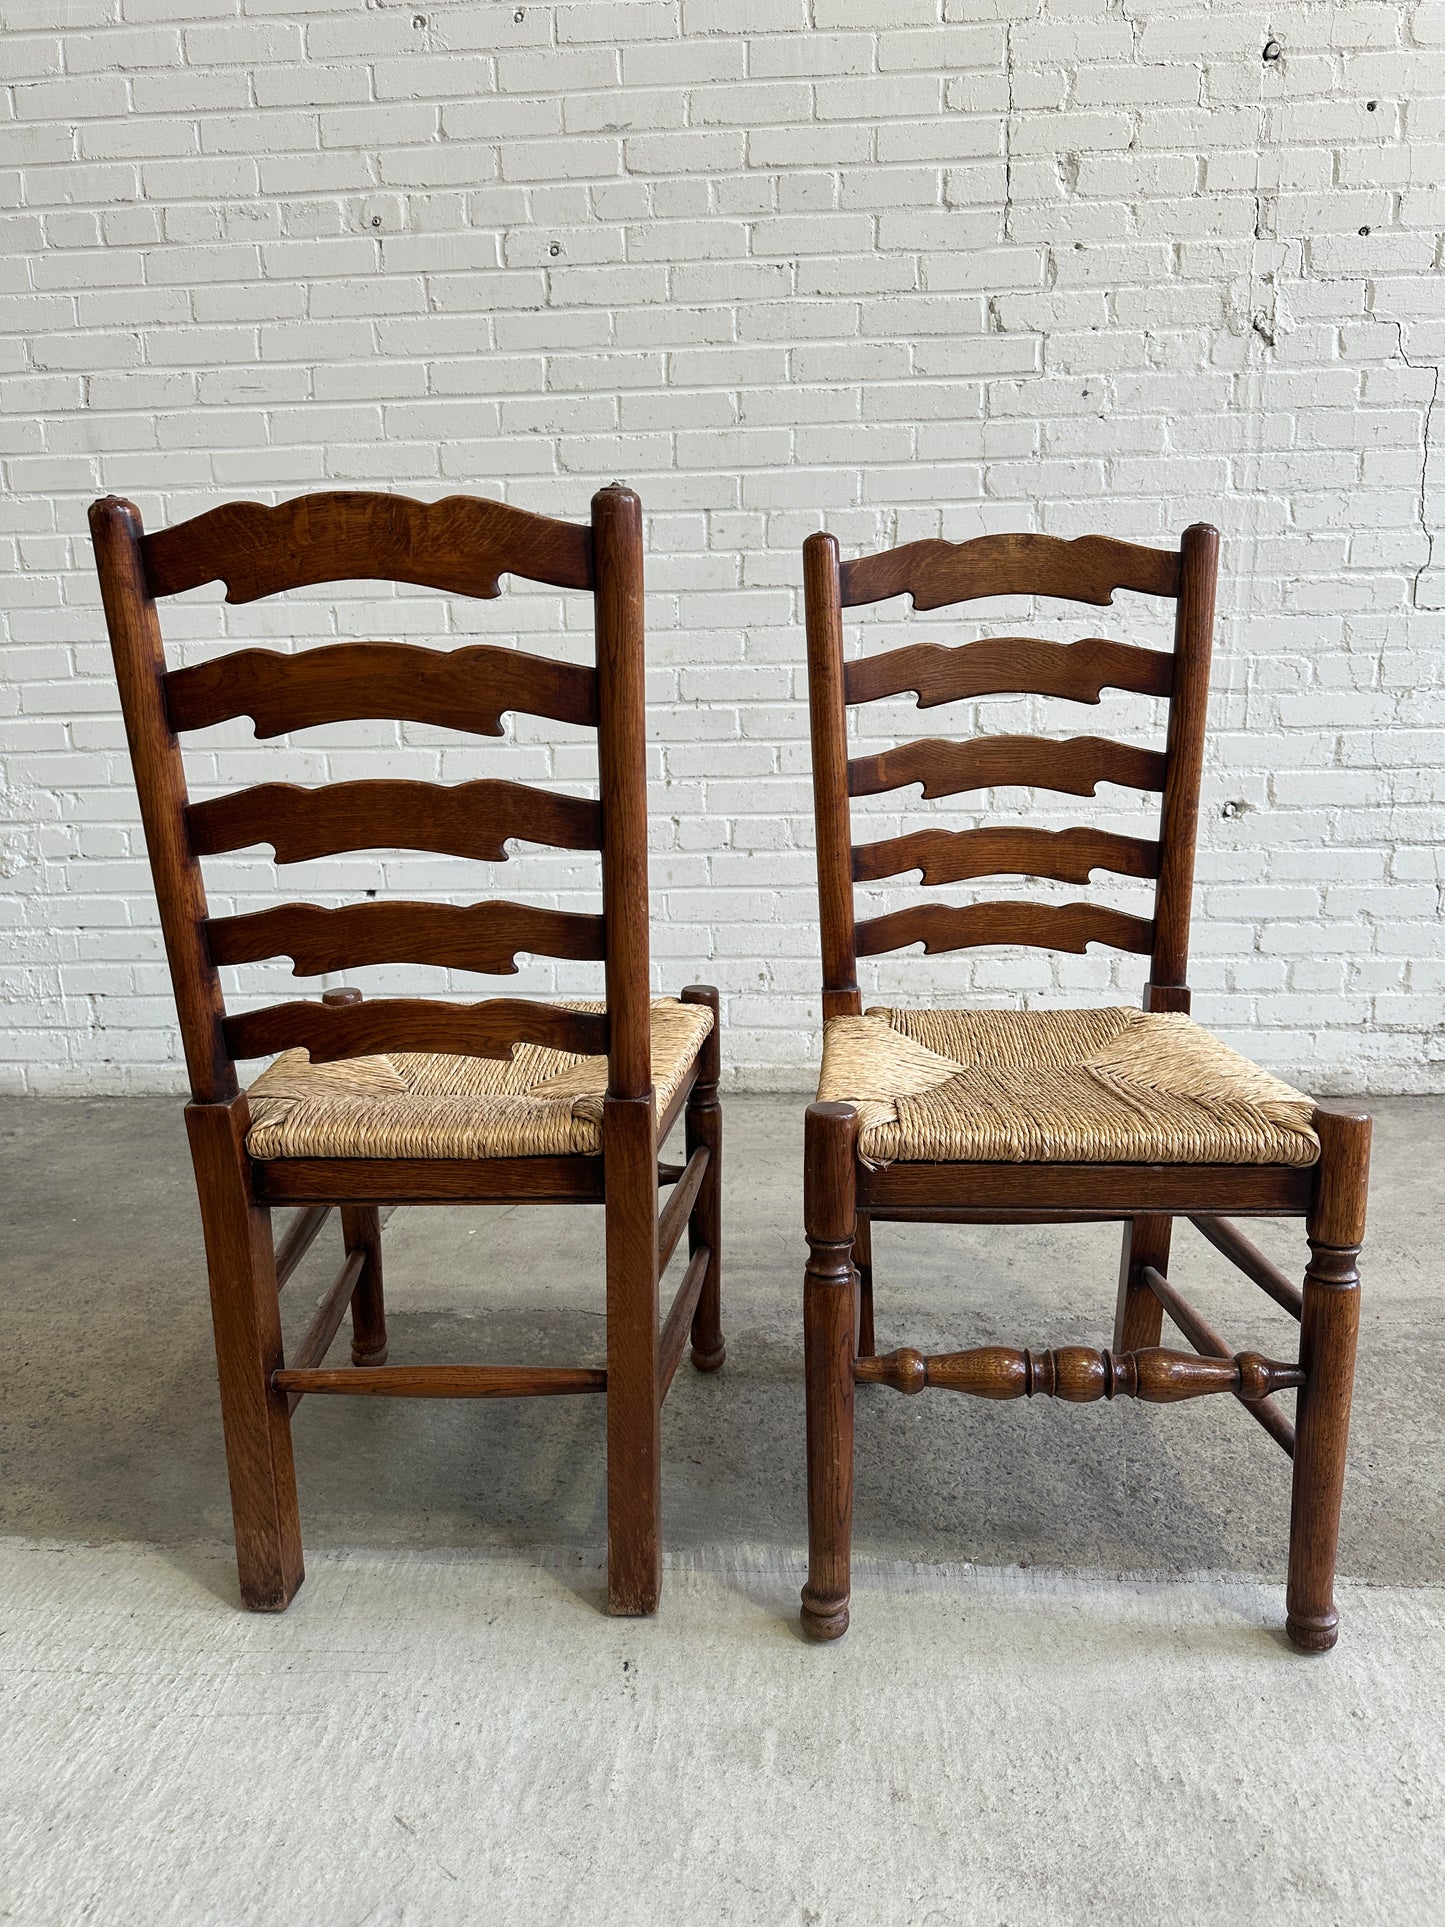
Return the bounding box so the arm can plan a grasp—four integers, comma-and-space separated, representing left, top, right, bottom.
2, 1093, 1443, 1921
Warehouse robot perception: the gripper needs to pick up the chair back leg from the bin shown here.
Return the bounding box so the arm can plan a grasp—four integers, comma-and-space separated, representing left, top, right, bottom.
604, 1092, 662, 1614
1287, 1105, 1369, 1652
681, 986, 725, 1372
341, 1204, 388, 1367
186, 1097, 304, 1611
1113, 1213, 1173, 1352
801, 1102, 860, 1641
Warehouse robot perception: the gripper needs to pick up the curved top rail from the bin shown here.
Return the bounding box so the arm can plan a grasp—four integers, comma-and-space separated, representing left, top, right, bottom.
839, 532, 1183, 611
140, 490, 594, 603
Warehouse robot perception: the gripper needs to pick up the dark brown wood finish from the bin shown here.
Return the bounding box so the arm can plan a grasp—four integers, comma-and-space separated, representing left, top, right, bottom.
803, 533, 861, 1021
838, 530, 1181, 610
208, 899, 607, 976
681, 984, 725, 1372
224, 995, 607, 1065
844, 635, 1173, 708
848, 733, 1167, 802
1140, 1263, 1296, 1456
801, 1102, 860, 1642
1287, 1104, 1369, 1652
90, 498, 236, 1104
188, 778, 601, 864
855, 1343, 1303, 1404
93, 482, 722, 1623
852, 824, 1160, 887
142, 491, 593, 603
168, 640, 597, 738
276, 1364, 607, 1399
854, 899, 1154, 960
801, 515, 1369, 1652
1146, 523, 1218, 1014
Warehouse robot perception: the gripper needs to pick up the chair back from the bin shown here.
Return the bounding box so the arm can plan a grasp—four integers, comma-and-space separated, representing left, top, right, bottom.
90, 486, 651, 1106
802, 524, 1219, 1021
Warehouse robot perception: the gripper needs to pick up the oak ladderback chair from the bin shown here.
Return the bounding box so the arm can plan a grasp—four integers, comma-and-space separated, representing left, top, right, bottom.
91, 484, 723, 1618
800, 523, 1368, 1650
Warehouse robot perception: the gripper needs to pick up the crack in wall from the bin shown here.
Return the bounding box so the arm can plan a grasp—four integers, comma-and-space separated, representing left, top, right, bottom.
1377, 316, 1441, 610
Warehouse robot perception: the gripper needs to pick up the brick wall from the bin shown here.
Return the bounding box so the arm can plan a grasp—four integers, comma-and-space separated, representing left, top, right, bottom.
3, 0, 1442, 1094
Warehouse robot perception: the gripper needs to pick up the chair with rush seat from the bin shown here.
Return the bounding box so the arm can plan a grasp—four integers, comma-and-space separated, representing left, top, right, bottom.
91, 484, 723, 1617
799, 522, 1368, 1650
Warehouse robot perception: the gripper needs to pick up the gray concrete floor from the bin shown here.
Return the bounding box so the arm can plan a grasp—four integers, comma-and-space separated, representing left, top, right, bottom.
2, 1093, 1444, 1924
1, 1092, 1440, 1585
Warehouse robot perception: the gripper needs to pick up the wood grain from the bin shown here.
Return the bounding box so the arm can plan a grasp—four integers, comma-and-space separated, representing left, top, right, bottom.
1146, 523, 1218, 1012
90, 497, 237, 1103
852, 824, 1160, 886
801, 1102, 860, 1642
859, 1160, 1315, 1218
224, 994, 607, 1063
188, 777, 602, 863
839, 531, 1181, 610
854, 898, 1154, 958
593, 484, 652, 1103
207, 898, 606, 975
166, 640, 597, 737
855, 1343, 1303, 1405
277, 1364, 607, 1399
847, 733, 1167, 800
1141, 1263, 1297, 1455
804, 531, 862, 1022
142, 490, 593, 603
255, 1154, 606, 1205
844, 635, 1173, 708
1189, 1213, 1304, 1319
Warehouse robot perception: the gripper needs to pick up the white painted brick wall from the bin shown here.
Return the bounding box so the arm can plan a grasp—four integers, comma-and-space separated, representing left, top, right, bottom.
2, 0, 1442, 1095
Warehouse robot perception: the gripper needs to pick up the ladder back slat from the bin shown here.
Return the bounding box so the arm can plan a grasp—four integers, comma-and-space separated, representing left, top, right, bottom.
854, 900, 1156, 959
847, 734, 1167, 801
844, 636, 1173, 708
852, 825, 1161, 887
166, 640, 598, 737
141, 491, 593, 602
187, 778, 601, 863
223, 996, 607, 1064
839, 532, 1181, 610
207, 899, 607, 975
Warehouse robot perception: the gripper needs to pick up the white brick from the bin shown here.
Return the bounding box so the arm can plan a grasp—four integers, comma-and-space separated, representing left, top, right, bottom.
0, 0, 1438, 1095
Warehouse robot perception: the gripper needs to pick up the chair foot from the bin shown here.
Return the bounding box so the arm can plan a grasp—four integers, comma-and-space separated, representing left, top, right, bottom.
1286, 1608, 1339, 1654
800, 1587, 849, 1641
351, 1338, 389, 1367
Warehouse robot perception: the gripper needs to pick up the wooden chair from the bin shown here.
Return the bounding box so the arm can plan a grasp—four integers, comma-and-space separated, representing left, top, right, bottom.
90, 484, 724, 1617
800, 524, 1368, 1651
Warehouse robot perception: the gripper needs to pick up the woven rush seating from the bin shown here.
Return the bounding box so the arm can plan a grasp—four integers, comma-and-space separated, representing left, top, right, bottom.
246, 998, 714, 1161
817, 1007, 1320, 1168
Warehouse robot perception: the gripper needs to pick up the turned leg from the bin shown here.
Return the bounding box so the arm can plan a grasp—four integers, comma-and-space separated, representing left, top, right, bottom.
681, 985, 724, 1372
186, 1097, 304, 1612
1287, 1104, 1369, 1653
341, 1204, 388, 1367
853, 1212, 875, 1359
801, 1102, 860, 1642
1113, 1213, 1171, 1352
605, 1092, 662, 1616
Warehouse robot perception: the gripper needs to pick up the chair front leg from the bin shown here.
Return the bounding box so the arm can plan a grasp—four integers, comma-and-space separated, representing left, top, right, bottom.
604, 1091, 662, 1616
1287, 1104, 1369, 1653
801, 1102, 861, 1642
186, 1096, 304, 1612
